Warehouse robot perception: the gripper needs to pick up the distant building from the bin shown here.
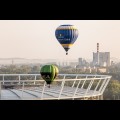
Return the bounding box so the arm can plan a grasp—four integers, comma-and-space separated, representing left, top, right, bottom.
69, 62, 78, 68
98, 67, 107, 73
93, 43, 110, 67
78, 58, 88, 67
82, 59, 86, 65
93, 52, 110, 67
78, 58, 83, 66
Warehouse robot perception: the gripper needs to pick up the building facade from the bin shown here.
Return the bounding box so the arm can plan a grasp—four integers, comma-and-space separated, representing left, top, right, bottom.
93, 52, 110, 67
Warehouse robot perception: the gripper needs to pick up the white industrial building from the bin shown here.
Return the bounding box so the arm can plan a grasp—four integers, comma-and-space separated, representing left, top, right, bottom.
93, 52, 110, 67
93, 43, 110, 67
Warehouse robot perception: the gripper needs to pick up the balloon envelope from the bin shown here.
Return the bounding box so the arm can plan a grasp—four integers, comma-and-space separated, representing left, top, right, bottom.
40, 65, 59, 84
55, 24, 79, 55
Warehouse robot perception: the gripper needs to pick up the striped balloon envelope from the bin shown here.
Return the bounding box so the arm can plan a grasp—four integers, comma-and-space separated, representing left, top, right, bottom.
40, 65, 59, 88
55, 24, 79, 55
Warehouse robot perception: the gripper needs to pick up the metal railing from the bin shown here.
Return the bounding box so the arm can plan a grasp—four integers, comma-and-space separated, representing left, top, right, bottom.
0, 74, 112, 100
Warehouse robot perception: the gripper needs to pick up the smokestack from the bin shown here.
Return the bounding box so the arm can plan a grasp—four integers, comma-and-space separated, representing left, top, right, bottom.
97, 43, 99, 66
97, 43, 99, 53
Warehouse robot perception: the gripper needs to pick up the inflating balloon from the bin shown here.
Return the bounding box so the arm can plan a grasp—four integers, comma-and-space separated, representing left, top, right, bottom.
55, 24, 79, 55
40, 65, 59, 88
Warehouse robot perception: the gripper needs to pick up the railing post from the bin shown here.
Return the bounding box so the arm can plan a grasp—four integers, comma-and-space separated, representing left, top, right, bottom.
72, 75, 78, 88
41, 81, 46, 100
19, 75, 20, 84
34, 75, 37, 85
58, 76, 66, 99
84, 76, 96, 98
3, 75, 4, 85
88, 76, 96, 91
100, 77, 111, 94
72, 80, 81, 100
92, 77, 102, 95
98, 77, 107, 93
21, 82, 24, 99
81, 78, 87, 89
61, 75, 66, 87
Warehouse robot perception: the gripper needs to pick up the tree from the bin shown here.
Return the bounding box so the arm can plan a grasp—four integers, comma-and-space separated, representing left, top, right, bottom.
104, 80, 120, 100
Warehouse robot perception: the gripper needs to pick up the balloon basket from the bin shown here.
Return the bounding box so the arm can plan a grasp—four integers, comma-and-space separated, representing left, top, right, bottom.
48, 84, 50, 88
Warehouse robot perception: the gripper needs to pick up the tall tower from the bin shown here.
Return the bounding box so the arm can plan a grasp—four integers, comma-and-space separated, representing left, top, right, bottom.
97, 43, 99, 66
97, 43, 99, 53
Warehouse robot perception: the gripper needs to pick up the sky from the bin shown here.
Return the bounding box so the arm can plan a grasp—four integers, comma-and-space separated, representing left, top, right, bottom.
0, 20, 120, 61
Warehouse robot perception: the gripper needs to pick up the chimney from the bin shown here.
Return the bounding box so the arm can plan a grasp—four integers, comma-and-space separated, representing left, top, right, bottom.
97, 43, 99, 53
97, 43, 99, 66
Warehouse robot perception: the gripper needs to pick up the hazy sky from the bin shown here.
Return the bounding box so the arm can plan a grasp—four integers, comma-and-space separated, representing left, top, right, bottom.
0, 20, 120, 60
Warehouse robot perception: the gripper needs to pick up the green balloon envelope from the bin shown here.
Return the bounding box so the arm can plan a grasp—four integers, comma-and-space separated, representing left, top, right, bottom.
40, 65, 59, 84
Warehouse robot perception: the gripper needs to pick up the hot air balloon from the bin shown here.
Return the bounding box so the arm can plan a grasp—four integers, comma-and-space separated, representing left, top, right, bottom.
55, 24, 79, 55
40, 65, 59, 88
